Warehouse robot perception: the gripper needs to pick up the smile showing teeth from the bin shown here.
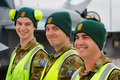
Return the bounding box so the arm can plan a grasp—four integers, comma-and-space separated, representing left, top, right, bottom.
80, 48, 84, 50
19, 30, 27, 34
20, 32, 26, 35
21, 32, 25, 34
77, 45, 87, 51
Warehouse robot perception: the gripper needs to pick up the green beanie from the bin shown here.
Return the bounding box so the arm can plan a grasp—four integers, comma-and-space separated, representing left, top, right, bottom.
73, 20, 106, 50
14, 7, 38, 28
45, 11, 72, 37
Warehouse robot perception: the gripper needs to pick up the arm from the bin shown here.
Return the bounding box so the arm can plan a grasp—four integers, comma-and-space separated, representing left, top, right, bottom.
108, 69, 120, 80
59, 54, 83, 80
30, 50, 49, 80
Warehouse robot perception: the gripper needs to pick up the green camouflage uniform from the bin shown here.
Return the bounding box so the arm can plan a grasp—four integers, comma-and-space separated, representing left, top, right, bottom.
44, 42, 83, 80
11, 38, 49, 80
78, 53, 120, 80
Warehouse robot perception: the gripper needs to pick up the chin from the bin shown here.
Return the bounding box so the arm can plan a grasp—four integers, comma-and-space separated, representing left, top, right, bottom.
50, 43, 55, 46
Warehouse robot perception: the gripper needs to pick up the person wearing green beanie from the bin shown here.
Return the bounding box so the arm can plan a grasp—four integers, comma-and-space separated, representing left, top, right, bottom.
45, 11, 72, 37
6, 7, 49, 80
40, 11, 83, 80
71, 20, 120, 80
73, 20, 106, 50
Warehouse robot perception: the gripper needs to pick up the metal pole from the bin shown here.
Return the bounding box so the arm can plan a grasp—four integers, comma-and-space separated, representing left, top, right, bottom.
110, 0, 112, 30
12, 0, 15, 9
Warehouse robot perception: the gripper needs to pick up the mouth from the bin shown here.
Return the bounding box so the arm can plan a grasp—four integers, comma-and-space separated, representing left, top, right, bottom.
79, 48, 85, 50
49, 36, 56, 41
77, 46, 87, 51
19, 31, 27, 35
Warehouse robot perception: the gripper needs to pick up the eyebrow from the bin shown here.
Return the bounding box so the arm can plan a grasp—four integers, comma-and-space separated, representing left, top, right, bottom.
16, 21, 32, 24
75, 34, 89, 37
82, 34, 89, 37
46, 25, 58, 28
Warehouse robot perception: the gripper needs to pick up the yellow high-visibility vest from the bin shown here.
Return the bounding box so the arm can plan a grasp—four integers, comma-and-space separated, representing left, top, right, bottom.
40, 49, 78, 80
71, 63, 120, 80
6, 45, 46, 80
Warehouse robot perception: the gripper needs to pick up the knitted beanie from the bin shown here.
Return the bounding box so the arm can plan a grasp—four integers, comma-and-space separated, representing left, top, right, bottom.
14, 7, 38, 28
45, 11, 72, 37
73, 20, 106, 50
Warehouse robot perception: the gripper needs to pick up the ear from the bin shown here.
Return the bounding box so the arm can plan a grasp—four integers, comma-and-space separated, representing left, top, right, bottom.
9, 9, 18, 21
34, 27, 36, 30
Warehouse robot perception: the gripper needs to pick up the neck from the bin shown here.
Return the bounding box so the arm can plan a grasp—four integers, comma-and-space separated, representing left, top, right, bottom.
84, 52, 101, 72
55, 38, 70, 52
20, 37, 34, 49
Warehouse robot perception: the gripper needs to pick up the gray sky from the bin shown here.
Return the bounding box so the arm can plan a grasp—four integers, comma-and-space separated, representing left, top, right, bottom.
87, 0, 120, 31
14, 0, 120, 31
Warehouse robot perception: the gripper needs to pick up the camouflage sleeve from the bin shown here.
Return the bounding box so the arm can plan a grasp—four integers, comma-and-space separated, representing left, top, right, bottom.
59, 54, 83, 80
30, 49, 49, 80
108, 69, 120, 80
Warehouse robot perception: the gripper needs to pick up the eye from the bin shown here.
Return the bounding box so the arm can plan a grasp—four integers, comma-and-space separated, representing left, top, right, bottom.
45, 28, 49, 31
75, 35, 79, 40
17, 22, 22, 25
83, 36, 89, 39
26, 23, 31, 26
75, 37, 78, 39
54, 27, 59, 30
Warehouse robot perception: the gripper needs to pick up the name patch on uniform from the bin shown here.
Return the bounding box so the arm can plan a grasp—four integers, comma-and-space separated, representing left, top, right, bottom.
68, 70, 76, 76
41, 60, 47, 66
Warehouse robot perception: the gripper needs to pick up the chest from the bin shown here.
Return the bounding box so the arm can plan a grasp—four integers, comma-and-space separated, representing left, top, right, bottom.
45, 57, 57, 72
12, 49, 30, 72
80, 72, 95, 80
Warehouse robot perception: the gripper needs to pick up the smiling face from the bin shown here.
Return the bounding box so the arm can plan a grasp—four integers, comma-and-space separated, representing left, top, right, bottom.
15, 17, 36, 41
74, 33, 100, 59
45, 24, 69, 50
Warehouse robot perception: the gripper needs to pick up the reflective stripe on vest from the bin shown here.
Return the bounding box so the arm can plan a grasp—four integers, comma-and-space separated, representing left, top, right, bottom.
40, 50, 78, 80
10, 46, 42, 70
6, 45, 43, 80
71, 67, 81, 80
24, 46, 41, 70
99, 63, 117, 80
91, 63, 120, 80
11, 50, 15, 60
71, 63, 120, 80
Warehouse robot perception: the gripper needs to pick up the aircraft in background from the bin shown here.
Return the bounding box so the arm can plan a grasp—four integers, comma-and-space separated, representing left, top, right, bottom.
0, 0, 101, 79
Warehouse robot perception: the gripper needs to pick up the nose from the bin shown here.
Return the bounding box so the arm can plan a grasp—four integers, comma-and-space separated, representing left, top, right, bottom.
20, 25, 25, 30
46, 29, 54, 36
76, 38, 84, 45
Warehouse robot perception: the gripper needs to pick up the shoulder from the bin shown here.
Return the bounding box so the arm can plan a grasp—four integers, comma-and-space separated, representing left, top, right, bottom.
59, 54, 83, 78
34, 49, 49, 61
63, 54, 83, 68
64, 54, 83, 64
32, 49, 49, 67
108, 68, 120, 80
35, 49, 49, 58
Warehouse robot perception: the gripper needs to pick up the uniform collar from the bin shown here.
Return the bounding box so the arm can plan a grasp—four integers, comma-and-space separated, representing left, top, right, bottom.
49, 42, 75, 58
15, 38, 38, 50
79, 53, 111, 77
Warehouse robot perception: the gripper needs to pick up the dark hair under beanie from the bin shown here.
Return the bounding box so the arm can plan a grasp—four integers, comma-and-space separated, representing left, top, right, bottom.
45, 11, 72, 37
73, 20, 106, 51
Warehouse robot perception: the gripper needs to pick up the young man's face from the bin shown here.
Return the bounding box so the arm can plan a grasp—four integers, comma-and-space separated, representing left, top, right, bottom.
74, 33, 99, 59
45, 24, 68, 48
15, 17, 36, 40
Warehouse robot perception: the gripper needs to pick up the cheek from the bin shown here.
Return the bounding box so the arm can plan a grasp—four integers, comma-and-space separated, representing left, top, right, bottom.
15, 26, 19, 32
45, 32, 48, 37
74, 41, 77, 48
45, 33, 49, 40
